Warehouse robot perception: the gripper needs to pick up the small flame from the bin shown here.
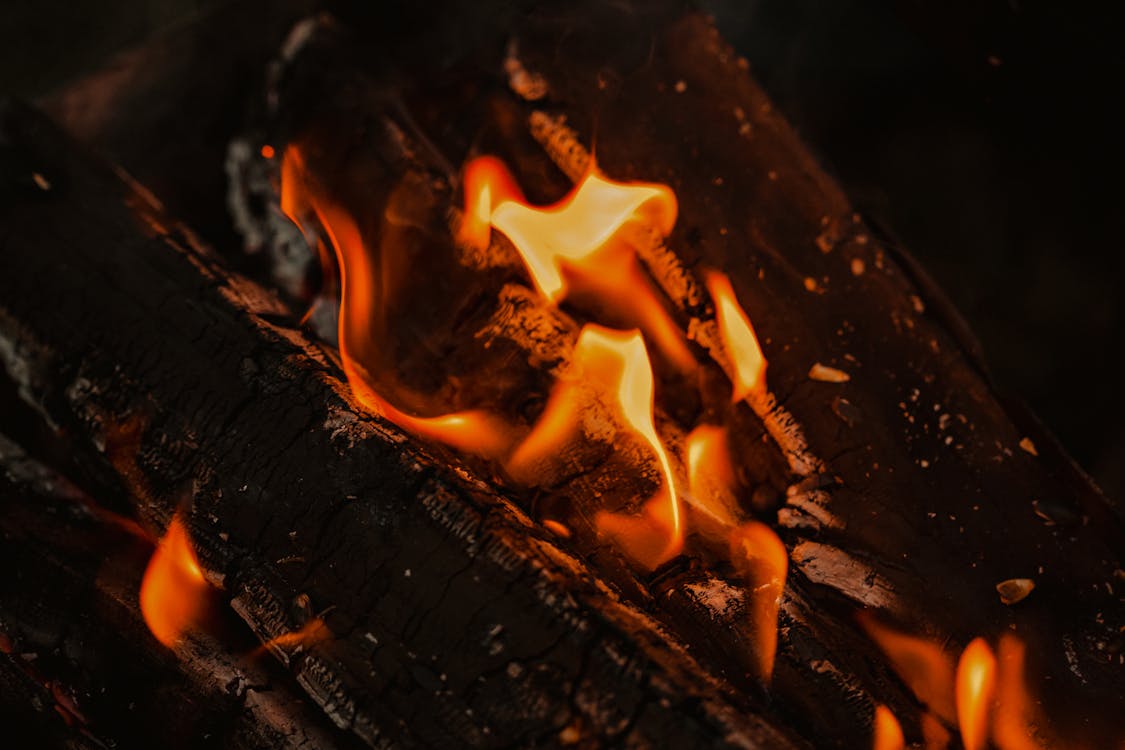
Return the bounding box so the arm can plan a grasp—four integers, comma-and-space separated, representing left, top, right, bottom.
872, 705, 906, 750
258, 618, 330, 656
858, 615, 957, 724
477, 158, 693, 370
729, 521, 788, 682
993, 635, 1054, 750
140, 515, 209, 648
704, 270, 767, 402
282, 145, 507, 456
957, 637, 997, 750
513, 325, 681, 569
459, 156, 524, 250
685, 424, 739, 529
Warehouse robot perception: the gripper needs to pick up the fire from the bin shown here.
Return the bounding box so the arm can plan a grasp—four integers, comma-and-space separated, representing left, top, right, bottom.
872, 705, 906, 750
993, 635, 1052, 750
469, 157, 694, 370
258, 618, 330, 656
729, 521, 788, 681
704, 270, 767, 402
685, 424, 739, 530
510, 325, 682, 568
281, 145, 507, 457
576, 327, 682, 568
458, 155, 524, 251
140, 515, 209, 648
957, 637, 997, 750
857, 614, 957, 723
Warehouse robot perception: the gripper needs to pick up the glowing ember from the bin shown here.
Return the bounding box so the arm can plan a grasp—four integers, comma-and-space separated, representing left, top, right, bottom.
510, 325, 681, 569
857, 615, 957, 723
871, 704, 905, 750
956, 637, 997, 750
473, 157, 694, 370
282, 145, 508, 456
704, 270, 767, 401
140, 515, 209, 648
685, 424, 739, 530
729, 521, 788, 681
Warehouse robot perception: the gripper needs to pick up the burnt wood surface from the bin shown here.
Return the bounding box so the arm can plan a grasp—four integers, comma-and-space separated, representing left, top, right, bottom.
3, 0, 1123, 747
0, 98, 802, 749
0, 434, 357, 750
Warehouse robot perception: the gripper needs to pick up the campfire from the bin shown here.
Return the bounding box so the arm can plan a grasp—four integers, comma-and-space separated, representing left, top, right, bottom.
1, 2, 1122, 748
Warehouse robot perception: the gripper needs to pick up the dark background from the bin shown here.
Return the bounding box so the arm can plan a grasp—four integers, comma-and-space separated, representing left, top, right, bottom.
3, 0, 1123, 501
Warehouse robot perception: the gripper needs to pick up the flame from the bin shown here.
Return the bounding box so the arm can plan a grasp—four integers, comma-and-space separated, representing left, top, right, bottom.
140, 515, 209, 648
282, 145, 507, 456
685, 424, 739, 529
729, 521, 788, 682
993, 635, 1053, 750
511, 325, 681, 568
956, 637, 997, 750
258, 618, 330, 656
858, 615, 957, 723
475, 158, 694, 370
872, 705, 906, 750
459, 156, 524, 250
704, 270, 767, 401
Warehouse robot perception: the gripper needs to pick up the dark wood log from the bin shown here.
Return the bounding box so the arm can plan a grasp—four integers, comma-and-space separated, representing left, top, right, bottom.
493, 4, 1125, 746
238, 4, 1125, 746
2, 1, 1122, 747
0, 98, 802, 749
0, 433, 358, 750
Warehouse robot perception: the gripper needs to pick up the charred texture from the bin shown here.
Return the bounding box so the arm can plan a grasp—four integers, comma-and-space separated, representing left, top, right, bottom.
0, 434, 358, 750
0, 98, 801, 749
2, 0, 1122, 748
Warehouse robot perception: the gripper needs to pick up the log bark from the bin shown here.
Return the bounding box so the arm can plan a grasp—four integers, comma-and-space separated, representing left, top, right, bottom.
0, 98, 801, 749
0, 434, 358, 750
2, 0, 1122, 747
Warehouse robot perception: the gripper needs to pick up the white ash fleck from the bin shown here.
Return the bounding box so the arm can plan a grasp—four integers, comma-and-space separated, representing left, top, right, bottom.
850, 258, 865, 276
673, 79, 687, 93
1019, 437, 1039, 456
910, 295, 925, 314
683, 579, 746, 620
31, 172, 50, 191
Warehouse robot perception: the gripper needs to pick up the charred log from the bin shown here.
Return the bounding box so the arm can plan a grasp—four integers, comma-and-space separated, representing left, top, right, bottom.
0, 98, 801, 749
0, 434, 356, 750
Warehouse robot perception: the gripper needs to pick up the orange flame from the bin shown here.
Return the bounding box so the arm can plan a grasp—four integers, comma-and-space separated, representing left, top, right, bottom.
704, 270, 767, 401
140, 515, 209, 648
459, 155, 524, 250
857, 615, 957, 724
685, 424, 739, 530
872, 705, 906, 750
957, 637, 997, 750
993, 635, 1054, 750
511, 325, 681, 568
282, 145, 507, 456
729, 521, 788, 682
258, 618, 331, 656
471, 157, 694, 370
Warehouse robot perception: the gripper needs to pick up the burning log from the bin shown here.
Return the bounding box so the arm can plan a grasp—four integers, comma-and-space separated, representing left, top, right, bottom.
0, 99, 801, 748
2, 0, 1122, 746
0, 434, 356, 749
